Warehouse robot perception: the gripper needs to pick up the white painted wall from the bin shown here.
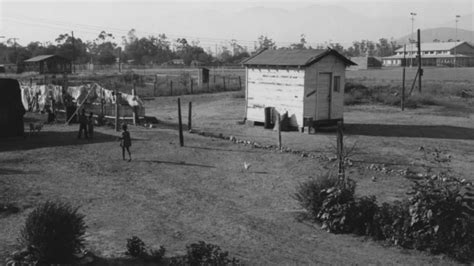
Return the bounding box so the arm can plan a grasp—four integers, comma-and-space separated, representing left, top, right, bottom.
246, 67, 305, 127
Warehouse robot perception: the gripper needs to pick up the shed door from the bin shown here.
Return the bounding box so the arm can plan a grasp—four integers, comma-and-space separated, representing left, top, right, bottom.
316, 72, 332, 120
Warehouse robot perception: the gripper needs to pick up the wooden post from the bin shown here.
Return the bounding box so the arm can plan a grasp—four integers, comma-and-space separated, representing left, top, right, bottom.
154, 75, 158, 96
238, 76, 242, 90
417, 29, 422, 93
170, 80, 173, 96
188, 102, 192, 130
178, 98, 184, 147
277, 113, 282, 150
190, 78, 193, 94
115, 89, 119, 131
337, 121, 344, 182
223, 76, 226, 90
132, 86, 137, 125
402, 44, 406, 111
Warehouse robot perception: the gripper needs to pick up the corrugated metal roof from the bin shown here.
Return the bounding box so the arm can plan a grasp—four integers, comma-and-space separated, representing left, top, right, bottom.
242, 48, 356, 67
383, 54, 469, 59
395, 42, 468, 52
24, 55, 58, 62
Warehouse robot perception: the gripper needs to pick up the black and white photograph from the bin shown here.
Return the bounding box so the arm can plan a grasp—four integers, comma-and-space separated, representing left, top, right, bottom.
1, 0, 474, 264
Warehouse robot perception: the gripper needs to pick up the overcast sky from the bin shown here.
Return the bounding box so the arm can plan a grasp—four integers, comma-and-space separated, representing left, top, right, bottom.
1, 0, 473, 48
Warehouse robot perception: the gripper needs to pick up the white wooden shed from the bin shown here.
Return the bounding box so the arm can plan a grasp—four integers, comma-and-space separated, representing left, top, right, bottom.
242, 48, 356, 131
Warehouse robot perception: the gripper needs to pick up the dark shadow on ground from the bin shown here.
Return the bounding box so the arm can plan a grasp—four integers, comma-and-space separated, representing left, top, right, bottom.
140, 159, 215, 168
343, 123, 474, 140
0, 130, 117, 152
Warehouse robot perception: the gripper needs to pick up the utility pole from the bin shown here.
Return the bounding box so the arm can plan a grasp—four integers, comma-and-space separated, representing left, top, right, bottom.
118, 47, 122, 72
410, 12, 417, 67
9, 37, 20, 71
401, 44, 406, 111
71, 31, 75, 73
417, 29, 422, 93
455, 15, 460, 68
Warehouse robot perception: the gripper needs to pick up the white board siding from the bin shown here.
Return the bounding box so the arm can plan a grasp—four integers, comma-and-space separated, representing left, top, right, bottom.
303, 55, 346, 121
246, 68, 304, 127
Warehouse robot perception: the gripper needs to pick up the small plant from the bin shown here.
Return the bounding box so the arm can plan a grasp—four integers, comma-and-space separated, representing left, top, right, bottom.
405, 179, 474, 261
293, 174, 339, 221
317, 179, 356, 233
126, 236, 146, 257
19, 201, 87, 264
126, 236, 166, 262
184, 241, 239, 265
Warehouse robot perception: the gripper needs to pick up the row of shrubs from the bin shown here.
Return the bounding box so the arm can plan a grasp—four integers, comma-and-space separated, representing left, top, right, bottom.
126, 236, 239, 265
8, 201, 238, 265
294, 174, 474, 262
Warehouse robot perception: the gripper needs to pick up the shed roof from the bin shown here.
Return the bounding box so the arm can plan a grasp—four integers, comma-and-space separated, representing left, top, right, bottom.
242, 48, 356, 67
24, 54, 68, 62
395, 42, 471, 52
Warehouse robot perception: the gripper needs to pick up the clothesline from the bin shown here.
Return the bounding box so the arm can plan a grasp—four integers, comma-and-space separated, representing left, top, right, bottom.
19, 82, 144, 113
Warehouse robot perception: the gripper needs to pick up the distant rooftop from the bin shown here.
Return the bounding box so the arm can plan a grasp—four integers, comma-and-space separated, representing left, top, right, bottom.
242, 48, 356, 67
395, 41, 471, 52
24, 54, 69, 62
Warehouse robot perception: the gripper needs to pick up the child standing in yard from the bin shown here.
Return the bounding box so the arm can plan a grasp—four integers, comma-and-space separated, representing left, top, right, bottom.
88, 112, 94, 139
119, 124, 132, 161
77, 109, 88, 139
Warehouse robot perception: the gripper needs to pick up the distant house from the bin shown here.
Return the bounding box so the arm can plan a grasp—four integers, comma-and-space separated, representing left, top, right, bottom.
190, 60, 203, 67
0, 64, 18, 74
382, 41, 474, 67
23, 55, 72, 74
348, 56, 382, 70
162, 59, 186, 66
242, 48, 356, 131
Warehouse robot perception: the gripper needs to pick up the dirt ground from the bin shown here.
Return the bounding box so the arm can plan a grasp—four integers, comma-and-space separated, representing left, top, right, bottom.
1, 91, 473, 264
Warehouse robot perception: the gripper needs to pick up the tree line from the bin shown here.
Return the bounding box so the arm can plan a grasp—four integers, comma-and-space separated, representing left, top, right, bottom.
0, 30, 402, 67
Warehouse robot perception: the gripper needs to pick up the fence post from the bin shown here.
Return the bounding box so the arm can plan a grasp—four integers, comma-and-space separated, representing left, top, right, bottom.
170, 80, 173, 96
115, 89, 119, 131
337, 121, 345, 182
238, 76, 242, 90
277, 113, 282, 150
132, 87, 137, 125
188, 101, 192, 131
223, 76, 226, 90
190, 78, 193, 94
178, 98, 184, 147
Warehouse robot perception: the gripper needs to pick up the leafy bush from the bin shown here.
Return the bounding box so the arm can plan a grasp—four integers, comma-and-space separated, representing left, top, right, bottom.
405, 180, 474, 261
293, 174, 340, 221
372, 201, 412, 245
317, 179, 356, 233
184, 241, 239, 265
126, 236, 146, 257
349, 196, 379, 236
19, 201, 86, 264
126, 236, 166, 262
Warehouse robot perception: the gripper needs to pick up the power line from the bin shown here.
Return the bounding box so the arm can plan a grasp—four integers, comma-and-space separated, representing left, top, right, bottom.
4, 14, 356, 49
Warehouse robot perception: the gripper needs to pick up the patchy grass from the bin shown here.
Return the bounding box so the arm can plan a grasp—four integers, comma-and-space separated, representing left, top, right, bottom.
344, 80, 474, 116
2, 92, 474, 264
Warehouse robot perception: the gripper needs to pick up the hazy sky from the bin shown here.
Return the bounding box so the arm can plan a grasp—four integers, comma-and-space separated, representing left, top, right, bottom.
1, 0, 473, 48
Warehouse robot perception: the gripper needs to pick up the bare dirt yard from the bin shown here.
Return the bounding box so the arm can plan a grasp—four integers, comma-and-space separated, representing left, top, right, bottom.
1, 91, 474, 264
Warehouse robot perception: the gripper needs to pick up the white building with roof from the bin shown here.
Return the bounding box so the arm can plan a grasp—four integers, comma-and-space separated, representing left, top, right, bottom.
382, 41, 474, 67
